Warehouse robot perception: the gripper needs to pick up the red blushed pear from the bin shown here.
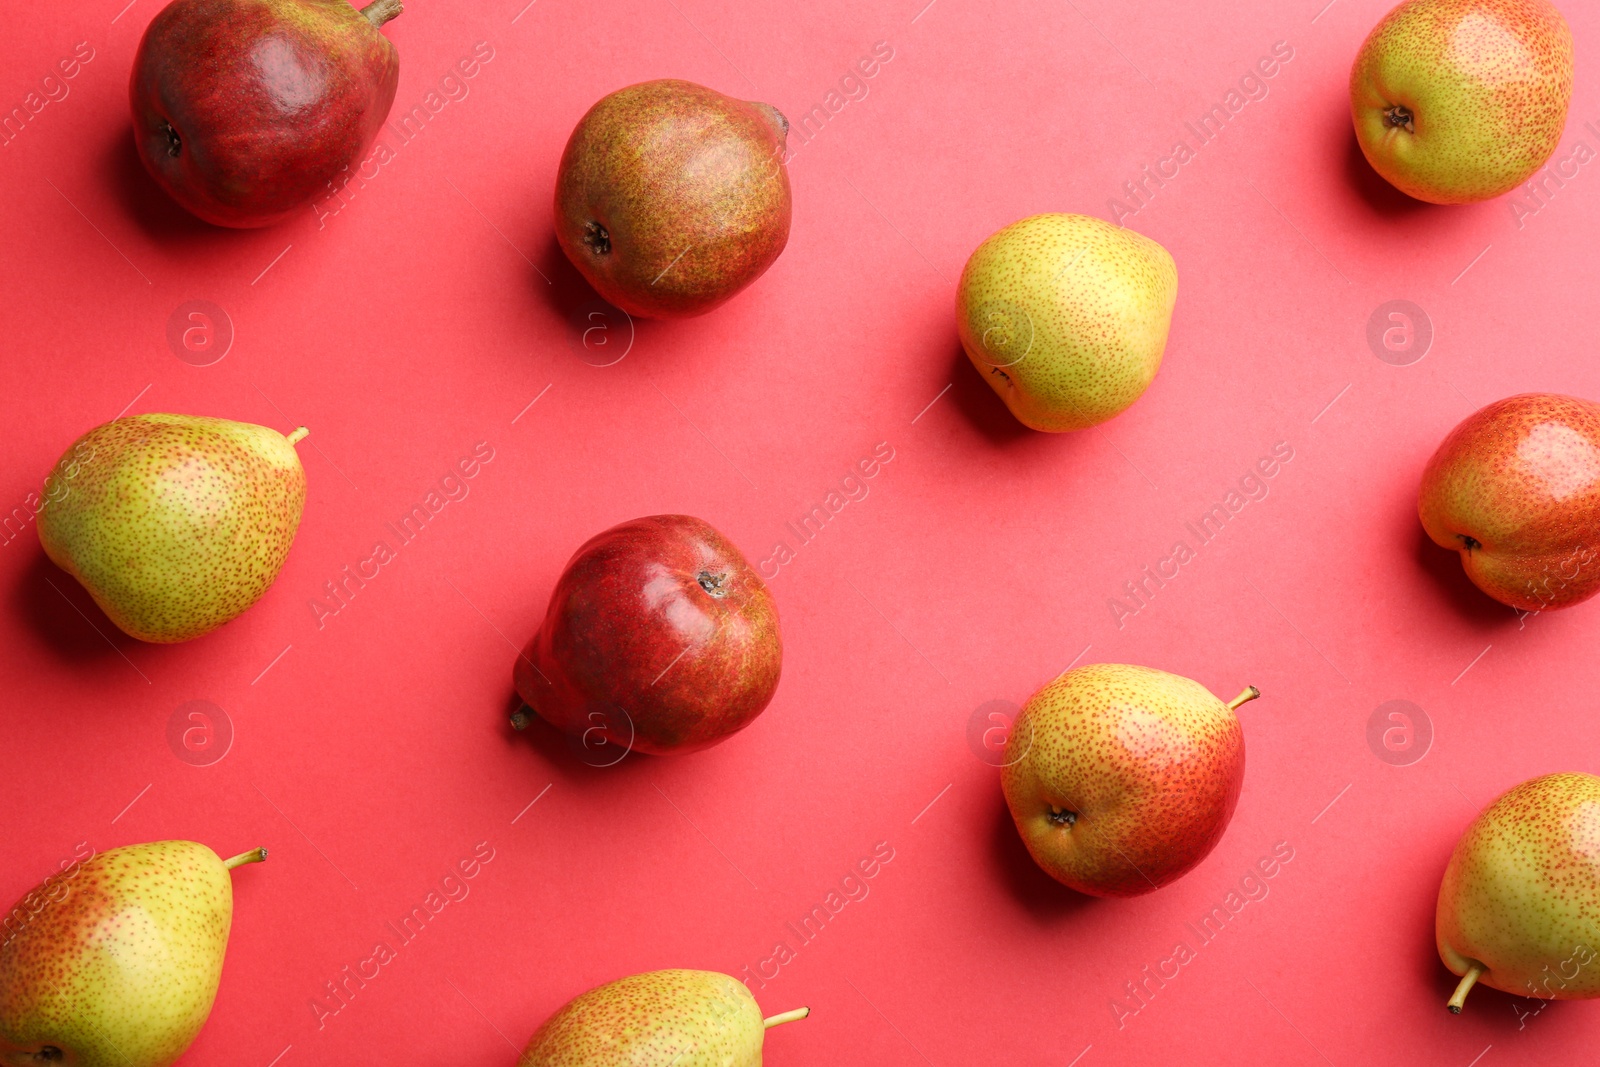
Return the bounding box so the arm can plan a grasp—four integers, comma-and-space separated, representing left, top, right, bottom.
130, 0, 402, 227
1419, 394, 1600, 611
1350, 0, 1572, 204
1001, 664, 1259, 898
554, 79, 792, 318
511, 515, 782, 756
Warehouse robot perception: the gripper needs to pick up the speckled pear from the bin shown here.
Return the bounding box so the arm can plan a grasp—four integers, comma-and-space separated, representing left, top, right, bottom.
0, 841, 267, 1066
37, 413, 308, 643
956, 213, 1178, 432
1350, 0, 1573, 204
517, 969, 807, 1066
1437, 773, 1600, 1012
1001, 663, 1258, 897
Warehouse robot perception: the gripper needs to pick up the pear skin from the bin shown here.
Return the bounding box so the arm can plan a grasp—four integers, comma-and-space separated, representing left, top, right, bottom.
1437, 772, 1600, 1012
0, 841, 266, 1067
1350, 0, 1572, 204
37, 414, 308, 643
518, 969, 807, 1066
956, 213, 1177, 432
1001, 664, 1256, 897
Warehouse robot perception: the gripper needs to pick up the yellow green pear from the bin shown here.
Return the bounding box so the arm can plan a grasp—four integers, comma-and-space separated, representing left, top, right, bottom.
955, 213, 1177, 432
518, 969, 808, 1066
1437, 772, 1600, 1012
0, 841, 267, 1066
37, 413, 308, 643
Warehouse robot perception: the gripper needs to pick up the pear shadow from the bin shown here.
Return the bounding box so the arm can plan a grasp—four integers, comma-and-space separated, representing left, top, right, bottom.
12, 546, 130, 666
1411, 524, 1526, 631
988, 790, 1099, 922
502, 686, 661, 790
99, 124, 234, 249
1341, 126, 1435, 221
532, 232, 670, 361
945, 342, 1042, 447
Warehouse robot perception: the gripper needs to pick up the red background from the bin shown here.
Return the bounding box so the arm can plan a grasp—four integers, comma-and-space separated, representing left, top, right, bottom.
2, 0, 1597, 1063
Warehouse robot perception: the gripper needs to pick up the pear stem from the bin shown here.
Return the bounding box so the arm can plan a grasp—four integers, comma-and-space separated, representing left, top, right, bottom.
361, 0, 403, 26
223, 847, 268, 870
1448, 964, 1484, 1013
1226, 686, 1261, 711
286, 426, 309, 446
762, 1007, 809, 1029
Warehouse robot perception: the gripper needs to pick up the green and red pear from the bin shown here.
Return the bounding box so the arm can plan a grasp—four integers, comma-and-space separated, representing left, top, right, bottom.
1350, 0, 1573, 204
1000, 663, 1258, 897
1419, 394, 1600, 611
1437, 773, 1600, 1012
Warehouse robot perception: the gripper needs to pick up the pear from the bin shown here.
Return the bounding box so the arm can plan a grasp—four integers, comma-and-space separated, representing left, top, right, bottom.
1001, 663, 1258, 896
955, 213, 1177, 432
1350, 0, 1573, 204
518, 969, 807, 1066
37, 414, 308, 643
0, 841, 266, 1066
1437, 772, 1600, 1012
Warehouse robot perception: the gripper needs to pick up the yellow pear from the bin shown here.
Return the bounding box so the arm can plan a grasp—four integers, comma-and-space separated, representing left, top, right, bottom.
37, 413, 308, 642
1437, 772, 1600, 1012
0, 841, 266, 1066
955, 213, 1177, 432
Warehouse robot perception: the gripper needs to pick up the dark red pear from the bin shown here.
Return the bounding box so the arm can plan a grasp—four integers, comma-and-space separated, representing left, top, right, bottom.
130, 0, 402, 227
554, 79, 792, 318
511, 515, 782, 756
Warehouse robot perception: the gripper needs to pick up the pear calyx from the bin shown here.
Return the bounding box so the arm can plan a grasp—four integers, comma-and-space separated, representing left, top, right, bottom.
762, 1006, 809, 1029
1447, 963, 1484, 1013
361, 0, 403, 26
223, 847, 268, 870
1227, 686, 1261, 711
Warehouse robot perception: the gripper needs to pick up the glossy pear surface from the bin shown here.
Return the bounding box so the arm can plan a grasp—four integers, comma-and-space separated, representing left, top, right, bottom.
37, 413, 307, 643
518, 969, 795, 1066
0, 841, 257, 1067
1437, 773, 1600, 1009
1001, 663, 1250, 897
1350, 0, 1572, 204
1419, 394, 1600, 611
956, 213, 1177, 432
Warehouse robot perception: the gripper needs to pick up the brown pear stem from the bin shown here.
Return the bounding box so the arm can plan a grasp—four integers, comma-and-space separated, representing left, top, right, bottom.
509, 707, 532, 731
1227, 686, 1261, 711
286, 426, 309, 446
1448, 963, 1484, 1013
762, 1007, 809, 1029
223, 847, 268, 870
361, 0, 403, 26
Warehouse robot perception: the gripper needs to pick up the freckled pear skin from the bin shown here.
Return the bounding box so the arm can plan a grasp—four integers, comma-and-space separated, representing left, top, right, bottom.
131, 0, 402, 227
1419, 394, 1600, 611
517, 969, 808, 1066
1350, 0, 1572, 204
956, 213, 1177, 433
37, 413, 308, 643
554, 79, 793, 318
1001, 664, 1255, 897
0, 841, 266, 1067
1437, 773, 1600, 1012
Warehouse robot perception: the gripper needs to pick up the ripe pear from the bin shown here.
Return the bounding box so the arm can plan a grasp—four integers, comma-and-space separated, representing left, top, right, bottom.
1350, 0, 1573, 204
0, 841, 267, 1066
955, 213, 1177, 432
1418, 394, 1600, 611
1001, 663, 1258, 897
555, 79, 793, 318
37, 414, 308, 643
517, 969, 807, 1066
1437, 772, 1600, 1012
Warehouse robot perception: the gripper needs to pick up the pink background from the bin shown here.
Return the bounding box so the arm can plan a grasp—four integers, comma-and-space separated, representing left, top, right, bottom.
2, 0, 1598, 1063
